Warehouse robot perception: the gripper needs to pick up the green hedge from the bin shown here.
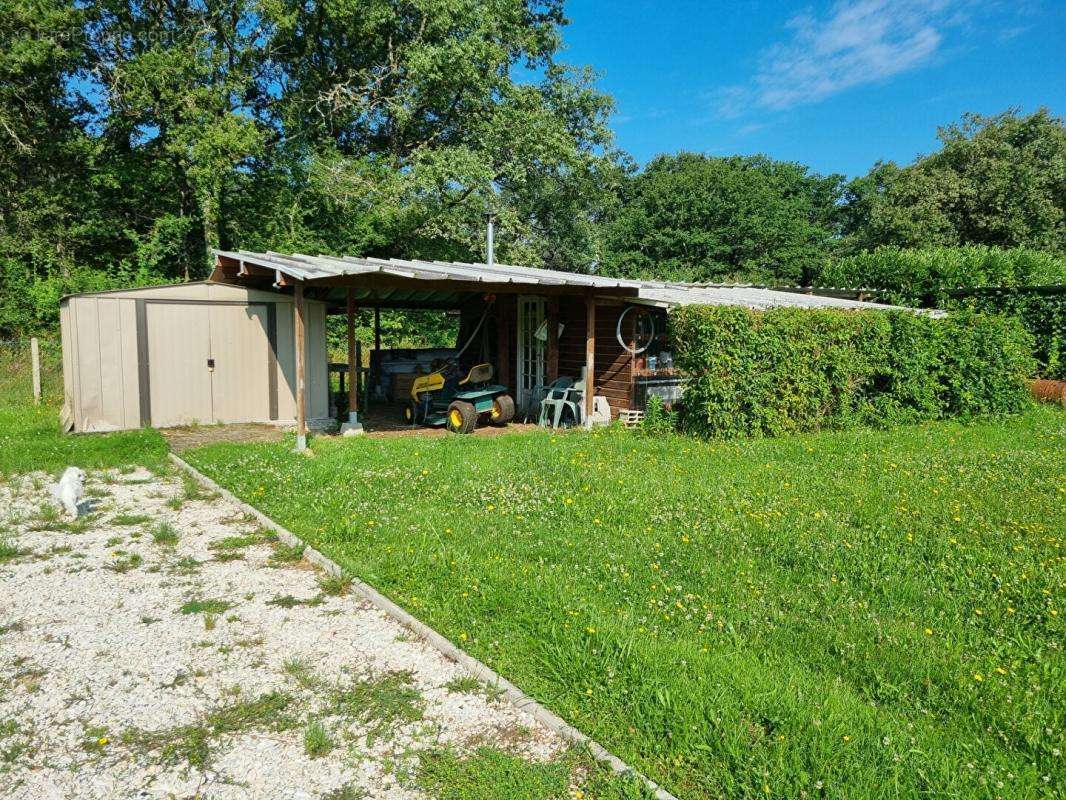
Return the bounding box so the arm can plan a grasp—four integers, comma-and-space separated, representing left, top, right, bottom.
813, 247, 1065, 378
947, 290, 1064, 379
670, 306, 1035, 438
815, 246, 1066, 306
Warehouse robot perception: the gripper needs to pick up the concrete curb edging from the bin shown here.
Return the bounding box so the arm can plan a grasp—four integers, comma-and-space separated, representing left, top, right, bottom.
169, 452, 679, 800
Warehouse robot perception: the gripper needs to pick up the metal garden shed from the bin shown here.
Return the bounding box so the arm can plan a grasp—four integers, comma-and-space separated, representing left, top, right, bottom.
59, 281, 329, 432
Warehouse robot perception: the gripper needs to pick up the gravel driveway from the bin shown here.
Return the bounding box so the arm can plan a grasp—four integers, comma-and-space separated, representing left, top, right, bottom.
0, 467, 564, 799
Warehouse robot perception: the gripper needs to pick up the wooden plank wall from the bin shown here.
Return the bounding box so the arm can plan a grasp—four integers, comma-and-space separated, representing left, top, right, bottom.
557, 298, 633, 417
491, 295, 671, 419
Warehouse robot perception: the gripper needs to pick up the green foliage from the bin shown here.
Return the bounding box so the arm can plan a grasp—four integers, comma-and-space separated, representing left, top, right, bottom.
413, 746, 649, 800
843, 109, 1066, 252
151, 521, 179, 547
186, 410, 1066, 800
0, 538, 29, 564
414, 747, 572, 800
123, 691, 295, 768
816, 246, 1066, 378
0, 0, 622, 338
328, 672, 423, 736
670, 306, 1035, 438
639, 394, 677, 435
602, 152, 844, 284
951, 290, 1064, 379
303, 720, 333, 758
178, 598, 234, 616
817, 246, 1066, 305
324, 309, 459, 360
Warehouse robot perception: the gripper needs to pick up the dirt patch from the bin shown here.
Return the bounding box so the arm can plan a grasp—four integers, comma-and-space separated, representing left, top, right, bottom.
353, 403, 540, 438
161, 424, 286, 452
160, 415, 539, 450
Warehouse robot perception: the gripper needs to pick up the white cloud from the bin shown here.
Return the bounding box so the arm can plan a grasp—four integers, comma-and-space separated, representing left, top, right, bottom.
722, 0, 965, 115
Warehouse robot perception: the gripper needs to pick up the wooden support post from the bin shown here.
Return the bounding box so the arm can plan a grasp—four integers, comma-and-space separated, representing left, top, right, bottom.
374, 306, 381, 352
357, 340, 365, 409
497, 298, 511, 390
585, 294, 595, 429
30, 337, 41, 405
347, 290, 358, 422
546, 298, 559, 383
360, 339, 368, 413
294, 282, 307, 451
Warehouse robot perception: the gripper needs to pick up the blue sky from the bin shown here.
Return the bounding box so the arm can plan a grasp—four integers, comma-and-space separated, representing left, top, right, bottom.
559, 0, 1066, 177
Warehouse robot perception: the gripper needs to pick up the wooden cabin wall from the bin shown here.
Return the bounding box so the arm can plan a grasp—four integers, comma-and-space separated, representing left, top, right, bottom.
557, 298, 633, 417
491, 294, 669, 419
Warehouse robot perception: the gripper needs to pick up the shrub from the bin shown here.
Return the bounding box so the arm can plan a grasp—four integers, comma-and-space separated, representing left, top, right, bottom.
816, 246, 1066, 306
671, 305, 1035, 437
948, 290, 1064, 379
814, 246, 1065, 378
640, 394, 678, 435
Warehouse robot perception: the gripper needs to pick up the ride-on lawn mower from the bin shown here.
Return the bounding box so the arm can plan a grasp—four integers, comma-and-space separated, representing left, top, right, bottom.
404, 361, 516, 433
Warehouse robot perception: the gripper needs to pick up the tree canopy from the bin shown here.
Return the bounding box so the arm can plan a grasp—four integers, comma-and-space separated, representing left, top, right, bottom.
600, 152, 843, 285
842, 109, 1066, 253
0, 0, 622, 335
0, 1, 1063, 338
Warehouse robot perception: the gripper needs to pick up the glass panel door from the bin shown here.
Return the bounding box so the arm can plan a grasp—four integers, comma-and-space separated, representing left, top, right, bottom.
516, 296, 546, 413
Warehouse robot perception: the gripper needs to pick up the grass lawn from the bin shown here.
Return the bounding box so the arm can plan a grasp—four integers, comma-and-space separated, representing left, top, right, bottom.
185, 408, 1065, 800
0, 343, 167, 475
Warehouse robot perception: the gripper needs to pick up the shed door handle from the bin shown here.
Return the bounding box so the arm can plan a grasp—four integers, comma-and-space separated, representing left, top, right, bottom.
207, 358, 215, 370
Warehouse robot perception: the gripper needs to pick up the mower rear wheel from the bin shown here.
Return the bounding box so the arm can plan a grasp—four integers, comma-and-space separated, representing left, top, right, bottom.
489, 394, 515, 425
403, 401, 418, 426
445, 400, 478, 434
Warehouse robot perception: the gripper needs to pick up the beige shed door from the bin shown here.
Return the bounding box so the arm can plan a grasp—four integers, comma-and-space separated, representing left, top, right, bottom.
146, 303, 214, 426
209, 304, 271, 423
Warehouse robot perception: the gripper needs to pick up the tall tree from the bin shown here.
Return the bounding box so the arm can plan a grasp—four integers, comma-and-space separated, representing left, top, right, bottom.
0, 0, 107, 332
86, 0, 267, 279
843, 109, 1066, 252
601, 152, 844, 284
251, 0, 621, 268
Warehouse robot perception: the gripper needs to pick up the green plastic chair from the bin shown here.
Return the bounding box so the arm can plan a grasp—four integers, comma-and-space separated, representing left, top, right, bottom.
538, 371, 585, 429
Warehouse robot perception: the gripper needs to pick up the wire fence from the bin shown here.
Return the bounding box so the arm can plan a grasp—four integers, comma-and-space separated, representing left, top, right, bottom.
0, 338, 62, 407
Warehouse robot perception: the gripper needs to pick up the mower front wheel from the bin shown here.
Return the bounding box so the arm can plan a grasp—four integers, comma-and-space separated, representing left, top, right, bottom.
445, 400, 478, 434
489, 394, 516, 426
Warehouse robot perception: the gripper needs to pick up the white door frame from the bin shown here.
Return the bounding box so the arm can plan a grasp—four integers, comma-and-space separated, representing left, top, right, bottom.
515, 295, 546, 412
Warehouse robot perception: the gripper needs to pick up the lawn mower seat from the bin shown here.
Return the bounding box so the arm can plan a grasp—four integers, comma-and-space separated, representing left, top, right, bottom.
459, 363, 493, 385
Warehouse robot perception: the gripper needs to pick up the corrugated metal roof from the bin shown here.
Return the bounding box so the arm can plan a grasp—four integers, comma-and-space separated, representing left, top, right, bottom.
633, 285, 918, 312
215, 250, 923, 312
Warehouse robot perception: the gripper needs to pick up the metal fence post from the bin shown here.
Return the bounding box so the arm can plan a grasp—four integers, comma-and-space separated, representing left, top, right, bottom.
31, 337, 41, 405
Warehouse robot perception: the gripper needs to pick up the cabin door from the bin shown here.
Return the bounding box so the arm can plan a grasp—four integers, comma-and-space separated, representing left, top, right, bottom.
516, 295, 546, 413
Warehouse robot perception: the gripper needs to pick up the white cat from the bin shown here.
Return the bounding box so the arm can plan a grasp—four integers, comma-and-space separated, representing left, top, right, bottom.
51, 467, 86, 520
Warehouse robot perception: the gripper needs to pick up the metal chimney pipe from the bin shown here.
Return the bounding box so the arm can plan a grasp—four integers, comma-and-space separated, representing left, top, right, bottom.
486, 215, 495, 268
